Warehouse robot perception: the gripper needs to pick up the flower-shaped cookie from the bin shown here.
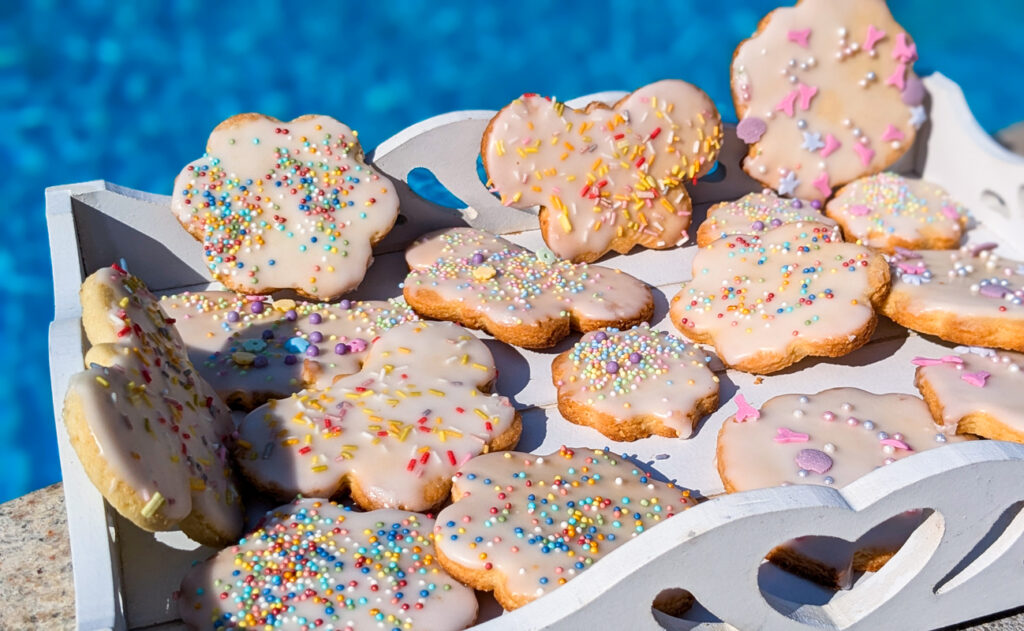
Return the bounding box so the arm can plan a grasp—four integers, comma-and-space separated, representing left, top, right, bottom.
669, 222, 890, 373
161, 291, 417, 409
696, 190, 837, 246
883, 245, 1024, 351
552, 325, 719, 440
732, 0, 924, 200
171, 114, 399, 300
235, 321, 521, 510
483, 80, 723, 262
826, 173, 968, 252
433, 448, 698, 610
403, 227, 653, 349
180, 498, 477, 631
63, 266, 242, 546
914, 348, 1024, 442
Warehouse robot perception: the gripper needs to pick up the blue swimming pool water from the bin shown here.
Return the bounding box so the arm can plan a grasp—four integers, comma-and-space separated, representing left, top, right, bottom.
3, 1, 1022, 502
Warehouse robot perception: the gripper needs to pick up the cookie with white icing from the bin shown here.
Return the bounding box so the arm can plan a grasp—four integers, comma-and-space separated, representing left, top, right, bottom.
883, 245, 1024, 351
235, 320, 521, 510
669, 222, 890, 373
180, 498, 477, 631
63, 265, 242, 546
914, 348, 1024, 443
483, 80, 723, 263
160, 291, 417, 409
716, 388, 968, 587
732, 0, 924, 201
552, 325, 719, 440
433, 447, 698, 610
403, 228, 653, 349
825, 173, 968, 252
696, 190, 837, 246
171, 114, 399, 300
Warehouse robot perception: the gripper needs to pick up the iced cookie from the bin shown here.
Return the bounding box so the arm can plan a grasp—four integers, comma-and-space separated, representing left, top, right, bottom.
669, 222, 890, 373
552, 325, 719, 440
717, 388, 967, 587
236, 321, 521, 510
825, 173, 968, 252
63, 266, 242, 546
696, 190, 837, 246
160, 291, 417, 409
732, 0, 924, 200
404, 228, 653, 349
914, 348, 1024, 443
433, 447, 698, 610
171, 114, 399, 300
883, 245, 1024, 351
180, 498, 477, 631
483, 80, 723, 262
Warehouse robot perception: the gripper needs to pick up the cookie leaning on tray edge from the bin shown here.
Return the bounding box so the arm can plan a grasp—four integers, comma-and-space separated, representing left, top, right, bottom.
55, 0, 1024, 628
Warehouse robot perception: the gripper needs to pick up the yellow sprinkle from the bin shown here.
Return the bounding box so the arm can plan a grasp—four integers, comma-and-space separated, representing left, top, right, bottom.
428, 389, 446, 397
559, 213, 572, 233
189, 478, 206, 492
471, 363, 488, 371
140, 492, 165, 519
95, 376, 110, 387
472, 265, 497, 281
312, 465, 329, 473
474, 408, 489, 420
273, 299, 296, 312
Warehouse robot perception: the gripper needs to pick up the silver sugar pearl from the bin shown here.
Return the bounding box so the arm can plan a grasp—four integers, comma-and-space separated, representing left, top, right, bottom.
824, 476, 835, 486
935, 434, 948, 443
863, 420, 876, 430
877, 431, 890, 440
798, 469, 810, 478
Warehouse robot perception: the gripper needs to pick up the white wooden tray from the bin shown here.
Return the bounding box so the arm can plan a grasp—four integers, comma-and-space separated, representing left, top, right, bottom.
45, 73, 1024, 631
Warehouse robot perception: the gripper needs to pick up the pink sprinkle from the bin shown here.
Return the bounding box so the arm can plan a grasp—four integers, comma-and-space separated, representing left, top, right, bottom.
893, 246, 921, 259
820, 134, 841, 158
886, 63, 908, 91
864, 24, 887, 51
775, 427, 810, 444
848, 204, 872, 217
812, 171, 831, 197
881, 124, 905, 142
897, 261, 926, 274
893, 33, 918, 63
797, 83, 818, 111
853, 143, 876, 167
795, 449, 833, 474
733, 394, 760, 422
880, 438, 913, 451
776, 90, 798, 117
788, 28, 811, 48
941, 204, 961, 220
911, 355, 962, 366
961, 371, 990, 387
969, 242, 999, 256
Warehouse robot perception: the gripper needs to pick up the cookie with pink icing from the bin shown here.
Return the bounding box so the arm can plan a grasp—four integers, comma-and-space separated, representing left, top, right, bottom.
180, 498, 477, 631
732, 0, 924, 201
717, 388, 968, 587
171, 113, 399, 300
433, 447, 698, 610
883, 245, 1024, 351
914, 347, 1024, 443
63, 265, 242, 547
669, 222, 890, 373
483, 80, 723, 263
552, 325, 719, 440
403, 227, 653, 349
160, 291, 417, 409
696, 189, 837, 246
235, 320, 521, 510
826, 172, 969, 252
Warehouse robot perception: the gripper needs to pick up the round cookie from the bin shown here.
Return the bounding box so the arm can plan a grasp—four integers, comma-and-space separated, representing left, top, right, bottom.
717, 388, 968, 587
403, 227, 654, 349
171, 114, 399, 300
433, 447, 698, 611
180, 498, 477, 631
732, 0, 924, 200
696, 190, 837, 246
669, 222, 890, 373
160, 291, 417, 409
883, 245, 1024, 351
63, 266, 242, 547
825, 172, 968, 252
552, 325, 719, 440
235, 321, 522, 510
914, 348, 1024, 443
483, 80, 723, 263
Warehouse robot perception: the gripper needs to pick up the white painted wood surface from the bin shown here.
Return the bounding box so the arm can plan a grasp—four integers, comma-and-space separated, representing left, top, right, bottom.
44, 73, 1024, 630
